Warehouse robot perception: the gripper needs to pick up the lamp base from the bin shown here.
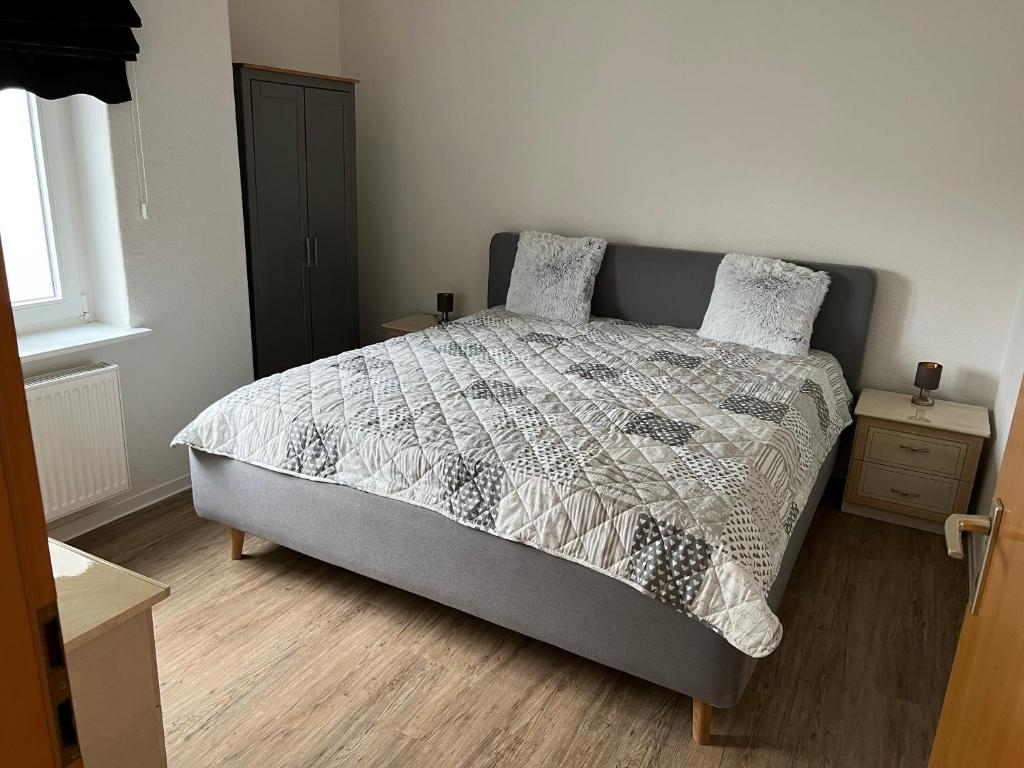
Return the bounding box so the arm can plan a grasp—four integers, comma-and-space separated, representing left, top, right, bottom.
911, 388, 935, 407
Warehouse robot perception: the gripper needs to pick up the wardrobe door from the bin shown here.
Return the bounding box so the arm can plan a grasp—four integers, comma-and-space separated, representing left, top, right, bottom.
247, 80, 311, 377
303, 86, 358, 359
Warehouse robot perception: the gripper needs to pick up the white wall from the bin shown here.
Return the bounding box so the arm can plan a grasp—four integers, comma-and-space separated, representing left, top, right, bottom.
333, 0, 1024, 410
994, 290, 1024, 453
37, 0, 253, 538
40, 1, 1023, 536
69, 96, 132, 329
976, 278, 1024, 509
227, 0, 344, 75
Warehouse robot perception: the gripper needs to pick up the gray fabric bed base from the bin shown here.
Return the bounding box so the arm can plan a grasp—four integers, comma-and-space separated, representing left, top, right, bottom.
189, 444, 838, 709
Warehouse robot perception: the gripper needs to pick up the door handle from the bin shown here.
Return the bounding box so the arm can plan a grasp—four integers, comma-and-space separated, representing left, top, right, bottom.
302, 236, 312, 267
944, 498, 1003, 615
312, 235, 319, 267
944, 512, 991, 559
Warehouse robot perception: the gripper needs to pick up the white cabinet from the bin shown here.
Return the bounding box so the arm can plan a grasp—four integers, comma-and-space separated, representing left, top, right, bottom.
51, 540, 170, 768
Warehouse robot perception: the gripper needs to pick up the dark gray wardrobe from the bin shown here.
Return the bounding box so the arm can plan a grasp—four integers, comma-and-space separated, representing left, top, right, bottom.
234, 65, 358, 378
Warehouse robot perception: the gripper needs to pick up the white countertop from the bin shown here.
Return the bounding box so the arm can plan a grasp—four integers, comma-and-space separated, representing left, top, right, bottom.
50, 540, 169, 652
854, 388, 991, 438
382, 313, 438, 333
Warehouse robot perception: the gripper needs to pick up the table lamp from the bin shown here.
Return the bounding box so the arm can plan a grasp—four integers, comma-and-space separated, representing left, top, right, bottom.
437, 292, 454, 325
911, 361, 942, 407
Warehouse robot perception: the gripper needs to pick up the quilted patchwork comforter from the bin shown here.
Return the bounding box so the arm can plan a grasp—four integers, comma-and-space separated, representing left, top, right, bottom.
173, 308, 851, 657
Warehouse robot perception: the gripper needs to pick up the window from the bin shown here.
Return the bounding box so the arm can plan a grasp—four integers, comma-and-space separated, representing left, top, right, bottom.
0, 89, 87, 331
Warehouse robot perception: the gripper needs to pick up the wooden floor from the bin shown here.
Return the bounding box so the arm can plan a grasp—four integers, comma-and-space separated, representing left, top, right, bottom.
72, 487, 965, 768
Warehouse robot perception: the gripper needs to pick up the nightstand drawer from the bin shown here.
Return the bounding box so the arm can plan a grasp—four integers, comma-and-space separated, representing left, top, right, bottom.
855, 462, 958, 516
862, 425, 967, 478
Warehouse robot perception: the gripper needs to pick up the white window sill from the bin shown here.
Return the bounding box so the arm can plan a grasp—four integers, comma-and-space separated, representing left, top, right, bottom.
18, 323, 152, 363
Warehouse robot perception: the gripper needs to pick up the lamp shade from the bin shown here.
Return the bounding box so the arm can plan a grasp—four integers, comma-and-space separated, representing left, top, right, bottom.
437, 292, 454, 313
914, 361, 942, 391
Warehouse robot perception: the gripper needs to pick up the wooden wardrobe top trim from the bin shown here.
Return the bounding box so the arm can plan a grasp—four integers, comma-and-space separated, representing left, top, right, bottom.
234, 63, 360, 84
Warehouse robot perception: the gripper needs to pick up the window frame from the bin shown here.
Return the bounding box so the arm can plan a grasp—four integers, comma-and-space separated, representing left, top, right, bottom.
7, 94, 88, 333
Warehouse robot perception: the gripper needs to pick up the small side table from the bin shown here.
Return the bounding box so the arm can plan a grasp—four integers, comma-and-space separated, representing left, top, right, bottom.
382, 313, 438, 338
842, 388, 990, 532
51, 540, 170, 768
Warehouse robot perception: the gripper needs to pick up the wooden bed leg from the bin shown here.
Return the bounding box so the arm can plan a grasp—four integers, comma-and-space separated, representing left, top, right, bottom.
229, 528, 245, 561
692, 698, 712, 745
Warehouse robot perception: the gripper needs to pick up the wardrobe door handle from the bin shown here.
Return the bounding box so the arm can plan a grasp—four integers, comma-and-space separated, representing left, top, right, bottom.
302, 237, 312, 267
312, 236, 319, 267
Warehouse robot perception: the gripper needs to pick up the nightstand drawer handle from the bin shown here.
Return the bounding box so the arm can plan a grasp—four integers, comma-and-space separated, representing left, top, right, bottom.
897, 443, 930, 453
890, 487, 922, 498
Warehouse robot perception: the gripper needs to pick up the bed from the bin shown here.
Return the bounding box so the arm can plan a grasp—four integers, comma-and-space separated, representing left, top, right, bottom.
175, 232, 875, 744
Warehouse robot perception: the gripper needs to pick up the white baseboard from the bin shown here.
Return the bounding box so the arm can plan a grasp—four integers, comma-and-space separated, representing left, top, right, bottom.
47, 473, 192, 542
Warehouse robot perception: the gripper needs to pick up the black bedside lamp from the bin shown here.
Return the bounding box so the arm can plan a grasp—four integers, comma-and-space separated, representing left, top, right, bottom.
437, 292, 454, 325
912, 361, 942, 407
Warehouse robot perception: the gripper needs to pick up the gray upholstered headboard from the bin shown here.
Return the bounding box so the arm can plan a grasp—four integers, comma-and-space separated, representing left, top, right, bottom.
487, 232, 876, 390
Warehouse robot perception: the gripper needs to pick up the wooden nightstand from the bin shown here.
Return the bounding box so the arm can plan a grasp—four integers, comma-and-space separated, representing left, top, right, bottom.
842, 388, 991, 532
382, 313, 438, 338
52, 540, 170, 767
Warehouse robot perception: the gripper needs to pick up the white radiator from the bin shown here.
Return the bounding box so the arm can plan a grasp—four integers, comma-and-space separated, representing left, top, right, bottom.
25, 363, 130, 522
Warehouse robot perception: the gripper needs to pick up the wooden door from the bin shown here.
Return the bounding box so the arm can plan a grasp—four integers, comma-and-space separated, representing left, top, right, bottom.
930, 377, 1024, 766
304, 85, 358, 358
245, 79, 311, 377
0, 242, 82, 766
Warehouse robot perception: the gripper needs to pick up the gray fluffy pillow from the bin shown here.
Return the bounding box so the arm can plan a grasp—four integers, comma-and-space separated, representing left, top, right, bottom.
505, 231, 607, 325
698, 254, 830, 356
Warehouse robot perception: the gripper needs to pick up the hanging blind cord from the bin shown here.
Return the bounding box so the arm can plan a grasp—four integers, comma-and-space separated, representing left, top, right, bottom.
128, 61, 150, 219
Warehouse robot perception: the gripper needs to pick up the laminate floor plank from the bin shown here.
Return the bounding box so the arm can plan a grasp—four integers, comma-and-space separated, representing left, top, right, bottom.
72, 486, 965, 767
